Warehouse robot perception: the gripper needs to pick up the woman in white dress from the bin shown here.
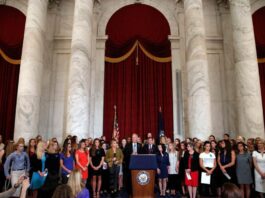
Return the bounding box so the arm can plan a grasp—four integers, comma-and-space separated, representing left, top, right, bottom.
253, 139, 265, 197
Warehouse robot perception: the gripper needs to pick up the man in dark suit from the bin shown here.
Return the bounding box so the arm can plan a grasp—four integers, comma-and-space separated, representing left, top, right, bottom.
142, 137, 157, 154
123, 133, 142, 195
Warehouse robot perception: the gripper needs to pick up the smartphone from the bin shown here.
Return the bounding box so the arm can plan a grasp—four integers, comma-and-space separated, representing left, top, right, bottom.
43, 169, 48, 177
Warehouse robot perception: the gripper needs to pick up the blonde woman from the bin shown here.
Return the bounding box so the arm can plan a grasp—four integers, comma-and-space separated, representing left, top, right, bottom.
30, 141, 48, 197
168, 143, 179, 196
105, 139, 123, 194
253, 139, 265, 197
67, 169, 89, 198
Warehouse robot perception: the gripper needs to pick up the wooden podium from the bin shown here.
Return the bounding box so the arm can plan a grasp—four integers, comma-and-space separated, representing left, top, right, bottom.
129, 154, 158, 198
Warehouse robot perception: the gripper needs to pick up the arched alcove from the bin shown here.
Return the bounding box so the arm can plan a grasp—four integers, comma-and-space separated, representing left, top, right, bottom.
103, 4, 173, 140
92, 1, 182, 139
0, 5, 26, 141
253, 6, 265, 127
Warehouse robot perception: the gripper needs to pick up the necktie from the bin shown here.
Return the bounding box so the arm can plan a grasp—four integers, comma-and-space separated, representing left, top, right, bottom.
133, 143, 137, 154
149, 144, 152, 153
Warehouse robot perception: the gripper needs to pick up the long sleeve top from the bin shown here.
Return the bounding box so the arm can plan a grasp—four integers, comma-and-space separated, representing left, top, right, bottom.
4, 151, 30, 177
105, 148, 123, 167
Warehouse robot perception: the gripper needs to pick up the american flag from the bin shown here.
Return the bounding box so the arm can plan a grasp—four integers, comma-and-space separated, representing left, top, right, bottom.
112, 105, 119, 141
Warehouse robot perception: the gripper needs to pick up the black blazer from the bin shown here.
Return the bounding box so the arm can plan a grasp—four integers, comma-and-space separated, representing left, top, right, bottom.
141, 144, 157, 154
183, 151, 200, 171
124, 142, 142, 168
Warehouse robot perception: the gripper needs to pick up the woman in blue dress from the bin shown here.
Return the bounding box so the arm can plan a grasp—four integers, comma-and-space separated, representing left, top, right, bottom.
157, 144, 170, 197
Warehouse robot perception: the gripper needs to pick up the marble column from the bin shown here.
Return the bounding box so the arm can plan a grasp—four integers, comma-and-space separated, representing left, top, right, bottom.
229, 0, 264, 138
66, 0, 93, 139
183, 0, 212, 139
14, 0, 48, 141
90, 36, 107, 138
219, 4, 238, 135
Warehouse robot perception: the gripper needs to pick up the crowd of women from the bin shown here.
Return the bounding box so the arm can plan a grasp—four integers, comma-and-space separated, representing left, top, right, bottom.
0, 132, 265, 198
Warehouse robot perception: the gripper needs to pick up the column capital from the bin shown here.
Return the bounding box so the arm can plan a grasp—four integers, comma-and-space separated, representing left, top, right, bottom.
217, 0, 229, 7
96, 36, 108, 49
48, 0, 61, 9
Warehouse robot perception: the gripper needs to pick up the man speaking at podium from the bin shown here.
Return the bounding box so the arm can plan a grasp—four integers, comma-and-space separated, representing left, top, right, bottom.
124, 133, 142, 195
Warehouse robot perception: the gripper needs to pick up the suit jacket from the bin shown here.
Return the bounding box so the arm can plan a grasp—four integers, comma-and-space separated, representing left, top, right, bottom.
124, 142, 142, 168
141, 144, 158, 154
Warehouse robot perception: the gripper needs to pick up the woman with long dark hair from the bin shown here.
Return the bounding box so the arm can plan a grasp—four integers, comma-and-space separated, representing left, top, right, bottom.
217, 140, 236, 188
174, 138, 181, 151
27, 139, 37, 178
101, 143, 109, 194
156, 143, 170, 196
89, 138, 105, 197
60, 140, 75, 184
75, 139, 89, 184
199, 141, 217, 196
179, 141, 187, 196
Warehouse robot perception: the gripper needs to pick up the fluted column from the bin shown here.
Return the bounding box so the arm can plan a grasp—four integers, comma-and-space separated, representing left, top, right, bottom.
229, 0, 264, 138
218, 4, 238, 135
66, 0, 93, 139
184, 0, 212, 139
14, 0, 48, 141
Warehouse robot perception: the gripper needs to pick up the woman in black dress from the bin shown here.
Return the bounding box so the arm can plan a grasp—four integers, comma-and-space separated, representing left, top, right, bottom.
217, 139, 236, 192
156, 144, 170, 196
89, 138, 105, 197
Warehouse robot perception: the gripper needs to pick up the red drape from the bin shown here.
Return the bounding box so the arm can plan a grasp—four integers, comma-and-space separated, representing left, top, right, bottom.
0, 6, 25, 141
253, 7, 265, 126
259, 62, 265, 121
103, 4, 173, 141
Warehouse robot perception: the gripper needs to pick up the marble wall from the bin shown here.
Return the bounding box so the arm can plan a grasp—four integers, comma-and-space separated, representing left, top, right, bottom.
8, 0, 265, 141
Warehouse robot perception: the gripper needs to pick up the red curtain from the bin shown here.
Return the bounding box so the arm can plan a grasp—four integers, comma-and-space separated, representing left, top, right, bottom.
0, 6, 25, 141
103, 4, 173, 141
253, 7, 265, 126
259, 62, 265, 122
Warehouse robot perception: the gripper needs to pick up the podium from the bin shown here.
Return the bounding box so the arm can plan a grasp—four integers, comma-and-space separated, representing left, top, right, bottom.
129, 154, 158, 198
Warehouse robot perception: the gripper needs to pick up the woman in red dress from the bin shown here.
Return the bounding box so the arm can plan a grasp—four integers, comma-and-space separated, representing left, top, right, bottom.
75, 139, 90, 184
183, 142, 200, 198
